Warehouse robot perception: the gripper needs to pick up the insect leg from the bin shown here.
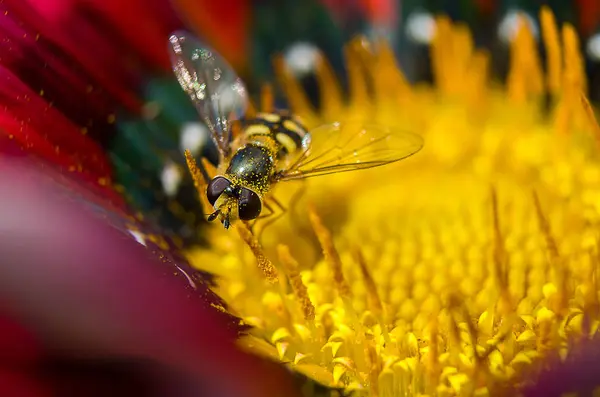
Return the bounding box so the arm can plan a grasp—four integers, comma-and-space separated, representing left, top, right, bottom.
288, 179, 307, 227
252, 196, 288, 241
245, 201, 273, 232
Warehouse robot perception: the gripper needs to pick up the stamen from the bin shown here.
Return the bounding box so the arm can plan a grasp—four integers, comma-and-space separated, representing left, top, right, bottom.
272, 55, 317, 125
236, 222, 279, 283
260, 83, 274, 113
373, 38, 410, 101
448, 24, 473, 95
308, 206, 365, 343
308, 205, 350, 298
554, 24, 586, 136
200, 157, 218, 177
366, 344, 380, 396
579, 92, 600, 147
426, 319, 440, 381
344, 40, 369, 112
353, 246, 391, 346
352, 247, 382, 313
430, 16, 452, 92
540, 6, 562, 97
563, 24, 587, 93
467, 50, 490, 111
490, 188, 513, 313
507, 14, 543, 103
583, 245, 600, 336
315, 51, 343, 120
277, 244, 315, 322
532, 191, 568, 316
230, 120, 243, 141
184, 149, 206, 191
245, 98, 257, 118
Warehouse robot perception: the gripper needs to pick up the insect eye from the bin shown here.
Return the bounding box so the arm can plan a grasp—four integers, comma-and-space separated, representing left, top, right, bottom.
238, 188, 262, 220
206, 176, 231, 205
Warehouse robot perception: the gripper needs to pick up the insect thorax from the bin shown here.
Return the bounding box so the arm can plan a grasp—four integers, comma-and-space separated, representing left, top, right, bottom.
223, 111, 309, 194
225, 144, 275, 195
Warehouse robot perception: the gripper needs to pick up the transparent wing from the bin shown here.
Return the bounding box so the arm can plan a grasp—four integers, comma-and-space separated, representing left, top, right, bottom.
168, 31, 248, 158
278, 122, 424, 181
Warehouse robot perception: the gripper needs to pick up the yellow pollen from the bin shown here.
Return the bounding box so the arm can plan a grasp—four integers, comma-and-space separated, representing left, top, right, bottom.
273, 55, 317, 126
353, 247, 382, 315
237, 222, 279, 284
260, 83, 274, 114
540, 6, 561, 97
230, 120, 244, 140
581, 92, 600, 145
184, 6, 600, 396
308, 206, 351, 299
278, 244, 315, 322
532, 191, 569, 317
490, 188, 513, 314
184, 149, 204, 190
315, 53, 343, 120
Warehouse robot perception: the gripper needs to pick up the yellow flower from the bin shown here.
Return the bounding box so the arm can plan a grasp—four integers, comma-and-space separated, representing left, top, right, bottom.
187, 7, 600, 396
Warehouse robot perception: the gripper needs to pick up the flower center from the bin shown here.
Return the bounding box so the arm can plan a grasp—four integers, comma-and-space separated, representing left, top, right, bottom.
186, 7, 600, 396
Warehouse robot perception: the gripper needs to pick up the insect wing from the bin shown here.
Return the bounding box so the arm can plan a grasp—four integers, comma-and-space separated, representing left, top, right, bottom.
279, 122, 423, 181
168, 31, 248, 158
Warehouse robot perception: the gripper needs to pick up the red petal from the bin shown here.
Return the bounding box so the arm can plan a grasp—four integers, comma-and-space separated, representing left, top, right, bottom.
0, 313, 41, 365
0, 370, 52, 397
171, 0, 250, 71
575, 0, 600, 36
79, 0, 183, 71
2, 1, 141, 113
0, 68, 115, 188
0, 155, 302, 397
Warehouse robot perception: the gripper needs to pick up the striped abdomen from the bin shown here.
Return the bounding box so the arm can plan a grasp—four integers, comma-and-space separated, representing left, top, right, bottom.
241, 111, 310, 159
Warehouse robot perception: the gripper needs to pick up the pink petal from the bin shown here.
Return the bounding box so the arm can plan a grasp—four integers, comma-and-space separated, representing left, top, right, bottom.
0, 153, 300, 397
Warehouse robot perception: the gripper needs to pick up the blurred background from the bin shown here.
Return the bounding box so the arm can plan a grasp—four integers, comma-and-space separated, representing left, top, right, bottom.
185, 0, 600, 101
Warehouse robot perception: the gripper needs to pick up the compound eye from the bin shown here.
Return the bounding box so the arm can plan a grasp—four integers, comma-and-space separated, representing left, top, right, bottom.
238, 188, 262, 220
206, 177, 231, 205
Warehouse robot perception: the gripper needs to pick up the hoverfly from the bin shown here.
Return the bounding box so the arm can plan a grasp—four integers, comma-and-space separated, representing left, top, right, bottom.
168, 31, 423, 231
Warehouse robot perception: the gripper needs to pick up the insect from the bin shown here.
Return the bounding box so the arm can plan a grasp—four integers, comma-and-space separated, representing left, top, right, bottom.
168, 31, 424, 231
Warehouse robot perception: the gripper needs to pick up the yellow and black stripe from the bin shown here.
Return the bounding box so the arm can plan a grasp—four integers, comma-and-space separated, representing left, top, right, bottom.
242, 110, 309, 158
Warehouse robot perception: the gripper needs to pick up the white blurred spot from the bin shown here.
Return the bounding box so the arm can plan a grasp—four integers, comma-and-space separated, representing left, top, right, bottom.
406, 11, 436, 45
283, 42, 320, 77
161, 161, 182, 198
180, 122, 209, 156
128, 230, 147, 247
498, 9, 538, 44
587, 33, 600, 61
217, 82, 247, 116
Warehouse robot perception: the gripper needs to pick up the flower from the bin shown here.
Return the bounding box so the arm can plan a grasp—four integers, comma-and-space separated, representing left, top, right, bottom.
0, 2, 305, 396
0, 149, 305, 397
186, 6, 600, 396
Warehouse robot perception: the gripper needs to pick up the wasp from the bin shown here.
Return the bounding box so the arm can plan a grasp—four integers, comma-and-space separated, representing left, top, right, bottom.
168, 31, 423, 231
